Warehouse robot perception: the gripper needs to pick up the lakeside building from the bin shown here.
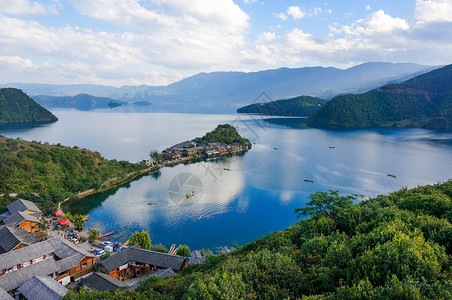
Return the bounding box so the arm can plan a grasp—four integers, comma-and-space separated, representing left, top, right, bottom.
0, 237, 96, 298
0, 226, 39, 254
99, 245, 188, 280
0, 199, 43, 234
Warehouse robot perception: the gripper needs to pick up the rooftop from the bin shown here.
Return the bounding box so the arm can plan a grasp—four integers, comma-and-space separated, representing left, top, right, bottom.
81, 272, 129, 292
3, 211, 41, 228
0, 226, 39, 254
6, 199, 42, 215
18, 275, 68, 300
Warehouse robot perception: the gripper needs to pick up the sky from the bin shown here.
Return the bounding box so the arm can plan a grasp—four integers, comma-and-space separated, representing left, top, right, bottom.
0, 0, 451, 87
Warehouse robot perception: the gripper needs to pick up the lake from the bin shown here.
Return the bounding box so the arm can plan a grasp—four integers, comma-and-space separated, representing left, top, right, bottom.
2, 110, 452, 249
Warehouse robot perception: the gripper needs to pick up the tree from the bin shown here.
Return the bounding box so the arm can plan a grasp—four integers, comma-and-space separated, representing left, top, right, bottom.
294, 190, 362, 220
73, 214, 85, 229
151, 243, 168, 253
130, 230, 151, 249
176, 244, 190, 257
39, 217, 49, 230
88, 227, 100, 243
149, 150, 162, 163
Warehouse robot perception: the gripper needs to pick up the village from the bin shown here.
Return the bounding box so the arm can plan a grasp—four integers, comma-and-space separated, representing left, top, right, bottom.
0, 198, 208, 300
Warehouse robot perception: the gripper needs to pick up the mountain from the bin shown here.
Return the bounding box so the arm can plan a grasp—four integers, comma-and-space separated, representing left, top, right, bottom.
0, 88, 57, 125
237, 95, 327, 116
306, 64, 452, 131
1, 62, 436, 113
32, 94, 128, 110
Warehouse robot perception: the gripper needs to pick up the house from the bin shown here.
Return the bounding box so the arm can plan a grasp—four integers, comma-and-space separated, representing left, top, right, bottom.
0, 237, 96, 297
152, 268, 176, 278
161, 151, 181, 160
99, 245, 188, 280
6, 199, 42, 218
0, 226, 39, 253
0, 287, 13, 300
204, 147, 220, 157
231, 143, 243, 152
2, 211, 41, 233
218, 146, 229, 155
140, 159, 155, 167
182, 146, 205, 157
81, 272, 129, 292
18, 275, 68, 300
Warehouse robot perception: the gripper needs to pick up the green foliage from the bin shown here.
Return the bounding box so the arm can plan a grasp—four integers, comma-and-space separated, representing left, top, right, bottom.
100, 252, 111, 260
197, 124, 251, 147
88, 227, 100, 243
294, 190, 362, 220
0, 135, 147, 213
65, 181, 452, 299
237, 95, 327, 117
151, 243, 168, 253
177, 244, 190, 257
307, 64, 452, 130
129, 230, 151, 249
149, 150, 162, 163
73, 214, 85, 229
0, 88, 58, 124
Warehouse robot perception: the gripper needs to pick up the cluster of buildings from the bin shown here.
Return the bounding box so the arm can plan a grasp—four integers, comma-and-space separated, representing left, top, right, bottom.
161, 139, 247, 161
0, 199, 191, 299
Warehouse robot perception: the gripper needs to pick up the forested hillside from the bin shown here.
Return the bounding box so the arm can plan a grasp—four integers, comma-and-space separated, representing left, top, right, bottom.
65, 181, 452, 299
237, 95, 327, 116
0, 136, 147, 213
197, 124, 251, 147
0, 88, 57, 125
306, 64, 452, 130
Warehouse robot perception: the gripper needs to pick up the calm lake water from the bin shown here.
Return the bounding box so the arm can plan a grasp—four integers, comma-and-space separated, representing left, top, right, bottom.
2, 110, 452, 249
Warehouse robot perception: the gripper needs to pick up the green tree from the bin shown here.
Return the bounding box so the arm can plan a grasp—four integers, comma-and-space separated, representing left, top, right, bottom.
149, 150, 162, 163
185, 271, 248, 300
130, 230, 151, 249
73, 214, 85, 229
151, 243, 168, 253
295, 190, 362, 220
176, 244, 190, 257
88, 227, 100, 243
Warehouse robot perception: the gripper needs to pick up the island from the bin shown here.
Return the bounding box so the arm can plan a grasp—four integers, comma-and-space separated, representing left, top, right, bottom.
159, 124, 251, 163
0, 88, 58, 126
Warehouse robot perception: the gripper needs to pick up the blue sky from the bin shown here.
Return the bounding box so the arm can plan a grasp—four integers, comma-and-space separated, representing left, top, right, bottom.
0, 0, 451, 86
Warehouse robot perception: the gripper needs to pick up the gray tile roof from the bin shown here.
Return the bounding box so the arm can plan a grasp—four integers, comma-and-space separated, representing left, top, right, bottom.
6, 199, 41, 215
0, 287, 13, 300
0, 237, 94, 271
100, 245, 187, 273
0, 258, 60, 291
0, 226, 39, 253
56, 254, 84, 272
3, 211, 41, 228
18, 275, 67, 300
152, 268, 176, 278
81, 272, 128, 292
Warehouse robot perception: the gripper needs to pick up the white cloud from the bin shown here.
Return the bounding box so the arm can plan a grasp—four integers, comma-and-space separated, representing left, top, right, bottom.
365, 5, 371, 11
337, 10, 409, 36
243, 0, 259, 4
287, 6, 306, 20
0, 0, 48, 15
275, 12, 287, 21
414, 0, 452, 23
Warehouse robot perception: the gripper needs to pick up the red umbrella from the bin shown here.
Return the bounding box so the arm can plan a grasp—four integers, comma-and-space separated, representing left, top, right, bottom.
55, 211, 64, 216
59, 219, 69, 226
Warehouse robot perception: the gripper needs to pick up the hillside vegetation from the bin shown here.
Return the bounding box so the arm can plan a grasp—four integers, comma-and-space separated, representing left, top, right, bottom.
237, 95, 327, 116
197, 124, 251, 147
32, 93, 127, 111
65, 181, 452, 299
0, 136, 147, 213
0, 88, 58, 125
306, 64, 452, 130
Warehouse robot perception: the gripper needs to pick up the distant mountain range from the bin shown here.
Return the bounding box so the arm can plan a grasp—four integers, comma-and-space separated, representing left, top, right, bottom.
0, 62, 437, 113
306, 64, 452, 131
32, 94, 128, 111
0, 88, 57, 126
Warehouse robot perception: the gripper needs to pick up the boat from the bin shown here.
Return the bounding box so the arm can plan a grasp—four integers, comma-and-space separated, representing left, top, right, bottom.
329, 146, 335, 149
224, 168, 230, 171
186, 192, 194, 198
273, 147, 278, 150
147, 201, 157, 205
387, 174, 397, 178
304, 179, 314, 183
99, 231, 114, 238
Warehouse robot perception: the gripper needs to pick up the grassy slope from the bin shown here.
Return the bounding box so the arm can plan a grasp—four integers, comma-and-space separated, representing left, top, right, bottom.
65, 181, 452, 299
0, 135, 147, 213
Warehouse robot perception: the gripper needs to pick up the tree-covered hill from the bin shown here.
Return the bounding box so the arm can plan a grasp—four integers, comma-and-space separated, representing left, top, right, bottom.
65, 181, 452, 299
197, 124, 251, 147
237, 95, 327, 116
306, 64, 452, 130
0, 88, 58, 125
0, 136, 147, 213
32, 93, 127, 111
